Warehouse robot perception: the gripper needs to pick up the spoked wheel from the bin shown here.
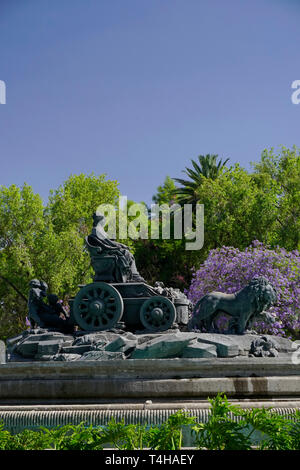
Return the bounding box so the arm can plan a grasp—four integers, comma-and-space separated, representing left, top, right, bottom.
73, 282, 124, 331
139, 296, 176, 332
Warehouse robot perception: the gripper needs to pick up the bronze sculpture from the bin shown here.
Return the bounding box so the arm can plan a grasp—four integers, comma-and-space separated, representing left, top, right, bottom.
26, 214, 190, 333
68, 213, 192, 331
188, 276, 277, 334
27, 214, 277, 336
28, 279, 73, 333
85, 213, 145, 283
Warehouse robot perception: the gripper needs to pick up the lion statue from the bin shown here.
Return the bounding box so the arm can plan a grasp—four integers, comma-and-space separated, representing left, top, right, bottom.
188, 276, 277, 335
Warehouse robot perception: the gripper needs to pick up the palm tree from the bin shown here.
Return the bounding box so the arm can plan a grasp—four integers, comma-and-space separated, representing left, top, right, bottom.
173, 154, 229, 206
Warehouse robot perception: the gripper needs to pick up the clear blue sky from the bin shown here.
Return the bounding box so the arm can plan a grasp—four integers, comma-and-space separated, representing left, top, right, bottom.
0, 0, 300, 205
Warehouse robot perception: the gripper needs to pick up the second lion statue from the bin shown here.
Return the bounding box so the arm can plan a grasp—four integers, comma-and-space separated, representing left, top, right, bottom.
188, 276, 277, 334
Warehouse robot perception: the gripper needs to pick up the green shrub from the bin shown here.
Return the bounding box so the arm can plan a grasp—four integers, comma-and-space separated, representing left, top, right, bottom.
0, 395, 299, 450
191, 394, 253, 450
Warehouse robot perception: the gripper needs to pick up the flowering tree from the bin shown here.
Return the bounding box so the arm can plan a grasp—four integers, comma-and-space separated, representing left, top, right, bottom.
187, 241, 300, 338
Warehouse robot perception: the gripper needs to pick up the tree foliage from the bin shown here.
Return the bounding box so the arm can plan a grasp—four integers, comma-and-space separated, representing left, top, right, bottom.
173, 154, 229, 206
0, 174, 120, 339
152, 175, 178, 205
138, 147, 300, 289
252, 146, 300, 250
0, 147, 299, 339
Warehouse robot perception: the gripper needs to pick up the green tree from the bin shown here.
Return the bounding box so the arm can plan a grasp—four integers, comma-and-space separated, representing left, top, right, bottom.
0, 174, 120, 340
173, 154, 230, 206
0, 184, 46, 338
194, 164, 279, 257
136, 148, 299, 287
47, 173, 120, 234
152, 175, 178, 205
252, 146, 300, 250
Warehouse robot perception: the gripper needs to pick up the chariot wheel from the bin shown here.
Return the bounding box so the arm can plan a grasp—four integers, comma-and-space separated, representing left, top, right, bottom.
139, 296, 176, 332
73, 282, 124, 331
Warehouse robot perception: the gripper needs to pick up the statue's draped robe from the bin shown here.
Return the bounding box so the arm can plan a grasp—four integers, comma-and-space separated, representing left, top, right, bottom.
86, 223, 144, 283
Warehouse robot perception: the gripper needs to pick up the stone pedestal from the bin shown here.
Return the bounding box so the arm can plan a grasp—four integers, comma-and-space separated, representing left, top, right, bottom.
0, 341, 5, 364
0, 356, 300, 402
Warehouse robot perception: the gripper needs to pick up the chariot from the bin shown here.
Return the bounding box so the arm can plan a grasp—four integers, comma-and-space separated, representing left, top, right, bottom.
68, 216, 190, 332
69, 281, 190, 332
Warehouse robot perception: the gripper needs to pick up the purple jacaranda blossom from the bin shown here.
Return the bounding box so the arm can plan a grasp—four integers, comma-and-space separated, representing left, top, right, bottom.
186, 241, 300, 338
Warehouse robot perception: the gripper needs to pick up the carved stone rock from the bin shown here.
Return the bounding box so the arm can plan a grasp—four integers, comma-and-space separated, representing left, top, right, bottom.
81, 350, 126, 361
130, 333, 197, 359
249, 336, 279, 357
182, 341, 217, 358
6, 328, 295, 362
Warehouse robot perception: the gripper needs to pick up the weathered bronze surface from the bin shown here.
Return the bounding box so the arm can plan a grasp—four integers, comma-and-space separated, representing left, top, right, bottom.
189, 276, 277, 334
